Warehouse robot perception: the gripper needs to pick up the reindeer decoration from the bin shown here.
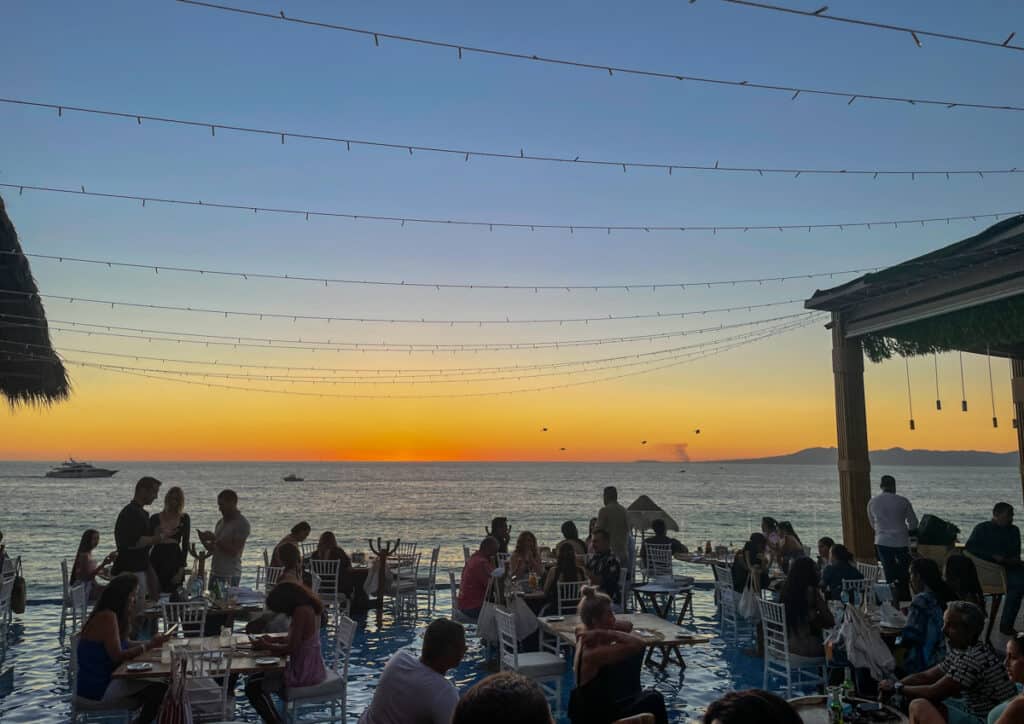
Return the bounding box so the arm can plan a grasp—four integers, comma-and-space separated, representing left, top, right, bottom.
187, 542, 212, 597
368, 537, 399, 628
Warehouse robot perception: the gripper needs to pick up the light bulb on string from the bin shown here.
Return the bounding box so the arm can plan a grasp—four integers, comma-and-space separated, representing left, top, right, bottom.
906, 357, 916, 431
988, 347, 998, 428
960, 351, 969, 412
933, 352, 942, 410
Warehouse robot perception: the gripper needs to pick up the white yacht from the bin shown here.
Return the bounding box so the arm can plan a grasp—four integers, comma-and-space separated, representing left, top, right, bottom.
44, 459, 118, 478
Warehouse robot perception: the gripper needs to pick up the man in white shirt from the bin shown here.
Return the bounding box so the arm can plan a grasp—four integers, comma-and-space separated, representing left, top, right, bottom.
866, 475, 918, 600
358, 618, 466, 724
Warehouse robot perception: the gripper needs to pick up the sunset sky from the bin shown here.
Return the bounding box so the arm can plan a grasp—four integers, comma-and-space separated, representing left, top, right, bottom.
2, 0, 1021, 461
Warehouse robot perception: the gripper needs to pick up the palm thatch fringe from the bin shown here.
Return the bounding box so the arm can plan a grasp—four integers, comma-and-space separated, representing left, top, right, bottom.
0, 194, 70, 406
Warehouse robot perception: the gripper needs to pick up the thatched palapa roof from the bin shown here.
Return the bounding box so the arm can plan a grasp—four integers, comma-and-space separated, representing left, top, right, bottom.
0, 194, 69, 406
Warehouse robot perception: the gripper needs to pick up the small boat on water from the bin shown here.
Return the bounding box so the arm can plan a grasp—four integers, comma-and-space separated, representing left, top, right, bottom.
45, 459, 118, 478
282, 473, 304, 482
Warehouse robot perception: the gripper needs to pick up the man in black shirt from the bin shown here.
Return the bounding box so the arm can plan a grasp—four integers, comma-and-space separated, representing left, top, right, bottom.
966, 502, 1024, 635
112, 476, 165, 602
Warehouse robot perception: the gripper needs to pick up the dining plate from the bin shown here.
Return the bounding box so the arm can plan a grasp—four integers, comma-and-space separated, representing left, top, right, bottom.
125, 662, 152, 672
254, 657, 280, 666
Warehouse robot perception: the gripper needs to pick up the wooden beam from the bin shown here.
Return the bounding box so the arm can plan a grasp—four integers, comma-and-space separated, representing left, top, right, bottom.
831, 312, 875, 561
1012, 359, 1024, 505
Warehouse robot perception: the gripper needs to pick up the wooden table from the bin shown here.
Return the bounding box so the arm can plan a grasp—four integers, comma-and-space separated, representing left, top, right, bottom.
789, 695, 907, 723
537, 613, 711, 670
112, 633, 287, 679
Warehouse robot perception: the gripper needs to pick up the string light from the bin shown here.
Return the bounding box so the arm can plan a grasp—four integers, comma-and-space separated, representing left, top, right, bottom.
0, 320, 812, 380
176, 0, 1024, 114
2, 183, 1017, 236
715, 1, 1021, 54
0, 310, 818, 353
0, 288, 803, 326
3, 317, 815, 386
28, 316, 817, 399
1, 250, 888, 291
4, 97, 1020, 180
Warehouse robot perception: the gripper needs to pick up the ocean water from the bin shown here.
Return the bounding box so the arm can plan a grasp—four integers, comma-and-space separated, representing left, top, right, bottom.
0, 461, 1018, 721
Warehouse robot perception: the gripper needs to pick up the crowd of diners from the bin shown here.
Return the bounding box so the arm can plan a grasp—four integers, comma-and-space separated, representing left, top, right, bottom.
55, 473, 1024, 723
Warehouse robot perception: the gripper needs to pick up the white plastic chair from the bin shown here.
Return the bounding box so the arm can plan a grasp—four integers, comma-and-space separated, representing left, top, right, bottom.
714, 577, 744, 643
391, 554, 420, 619
495, 608, 563, 716
842, 578, 876, 609
182, 647, 235, 722
69, 634, 139, 723
644, 544, 674, 580
300, 541, 318, 559
308, 559, 343, 606
69, 583, 90, 636
557, 580, 586, 615
462, 545, 471, 565
255, 566, 283, 594
285, 614, 357, 723
262, 548, 270, 568
855, 561, 880, 583
60, 558, 74, 638
162, 600, 209, 638
416, 546, 441, 609
0, 577, 14, 657
758, 598, 826, 699
397, 541, 418, 560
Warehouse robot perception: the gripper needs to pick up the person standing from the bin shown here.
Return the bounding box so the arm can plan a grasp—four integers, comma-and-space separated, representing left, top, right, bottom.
585, 529, 623, 604
966, 502, 1024, 636
198, 489, 251, 590
867, 474, 918, 600
111, 476, 165, 603
358, 618, 466, 724
149, 486, 190, 594
597, 486, 630, 566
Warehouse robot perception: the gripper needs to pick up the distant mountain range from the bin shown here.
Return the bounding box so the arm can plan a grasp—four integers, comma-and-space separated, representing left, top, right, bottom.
708, 446, 1018, 467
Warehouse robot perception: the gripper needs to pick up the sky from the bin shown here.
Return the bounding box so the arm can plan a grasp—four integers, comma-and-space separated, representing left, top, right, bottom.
1, 0, 1022, 461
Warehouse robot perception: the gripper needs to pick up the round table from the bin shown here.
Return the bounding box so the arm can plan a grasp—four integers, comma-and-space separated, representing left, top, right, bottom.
789, 695, 908, 723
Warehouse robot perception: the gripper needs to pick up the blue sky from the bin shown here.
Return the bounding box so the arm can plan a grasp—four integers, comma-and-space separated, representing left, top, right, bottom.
2, 0, 1022, 459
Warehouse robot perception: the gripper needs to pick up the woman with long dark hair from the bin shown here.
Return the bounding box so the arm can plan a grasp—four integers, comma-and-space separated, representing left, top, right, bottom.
247, 582, 327, 723
777, 522, 805, 574
75, 573, 169, 722
311, 531, 354, 598
149, 486, 190, 594
900, 557, 955, 673
70, 529, 115, 600
779, 557, 834, 658
543, 541, 587, 610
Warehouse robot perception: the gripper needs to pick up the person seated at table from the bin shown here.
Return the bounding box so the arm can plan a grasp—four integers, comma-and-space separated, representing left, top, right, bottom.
271, 521, 311, 567
310, 531, 355, 599
988, 633, 1024, 723
247, 581, 327, 723
486, 517, 511, 555
452, 672, 554, 724
702, 689, 803, 724
816, 537, 835, 571
945, 554, 986, 611
75, 573, 170, 724
901, 558, 955, 674
543, 541, 587, 611
358, 618, 466, 724
509, 531, 544, 579
777, 522, 806, 573
585, 529, 622, 604
820, 544, 864, 601
559, 521, 587, 557
71, 529, 116, 601
458, 537, 498, 620
640, 518, 686, 569
966, 502, 1024, 637
880, 601, 1016, 724
779, 557, 834, 658
276, 543, 305, 587
732, 533, 770, 593
761, 517, 781, 561
569, 586, 668, 724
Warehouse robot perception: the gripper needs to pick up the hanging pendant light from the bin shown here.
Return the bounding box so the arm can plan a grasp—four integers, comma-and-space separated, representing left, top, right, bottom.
906, 357, 916, 430
988, 347, 998, 428
933, 353, 942, 410
959, 351, 968, 412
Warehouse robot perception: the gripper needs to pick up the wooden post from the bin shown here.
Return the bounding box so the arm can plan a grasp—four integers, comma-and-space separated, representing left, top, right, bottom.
830, 313, 875, 562
368, 537, 399, 628
1011, 359, 1024, 505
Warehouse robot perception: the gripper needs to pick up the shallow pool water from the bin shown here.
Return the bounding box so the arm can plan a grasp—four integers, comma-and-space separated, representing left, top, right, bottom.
0, 567, 824, 723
